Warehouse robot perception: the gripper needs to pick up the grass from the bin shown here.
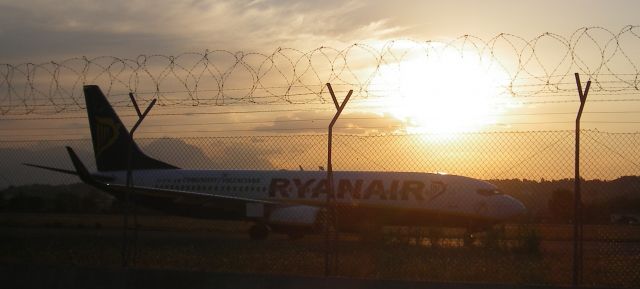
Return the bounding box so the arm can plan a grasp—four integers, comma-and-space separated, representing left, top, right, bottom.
1, 213, 639, 287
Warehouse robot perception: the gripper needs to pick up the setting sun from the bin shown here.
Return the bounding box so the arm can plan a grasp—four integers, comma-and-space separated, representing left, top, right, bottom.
370, 46, 512, 135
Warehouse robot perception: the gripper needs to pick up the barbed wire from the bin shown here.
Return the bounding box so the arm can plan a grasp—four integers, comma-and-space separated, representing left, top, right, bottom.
1, 26, 639, 115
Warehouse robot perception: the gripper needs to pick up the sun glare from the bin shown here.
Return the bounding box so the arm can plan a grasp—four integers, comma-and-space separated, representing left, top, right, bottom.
370, 47, 512, 136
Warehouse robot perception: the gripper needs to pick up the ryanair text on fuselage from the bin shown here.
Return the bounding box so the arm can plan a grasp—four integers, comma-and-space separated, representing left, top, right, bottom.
268, 178, 447, 201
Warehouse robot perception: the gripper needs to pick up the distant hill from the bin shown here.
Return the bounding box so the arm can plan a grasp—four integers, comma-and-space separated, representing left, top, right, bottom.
0, 137, 275, 189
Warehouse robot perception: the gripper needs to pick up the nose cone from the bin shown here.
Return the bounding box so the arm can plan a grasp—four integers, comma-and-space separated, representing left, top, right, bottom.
492, 195, 527, 221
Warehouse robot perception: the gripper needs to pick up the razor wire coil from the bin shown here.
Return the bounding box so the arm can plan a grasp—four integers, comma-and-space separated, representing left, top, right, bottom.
1, 26, 639, 115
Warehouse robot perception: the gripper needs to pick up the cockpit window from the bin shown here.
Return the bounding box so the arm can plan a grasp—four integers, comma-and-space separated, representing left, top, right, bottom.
476, 189, 503, 196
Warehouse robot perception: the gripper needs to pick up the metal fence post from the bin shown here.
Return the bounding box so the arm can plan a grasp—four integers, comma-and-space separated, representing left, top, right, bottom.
573, 72, 590, 287
123, 92, 157, 269
324, 83, 352, 277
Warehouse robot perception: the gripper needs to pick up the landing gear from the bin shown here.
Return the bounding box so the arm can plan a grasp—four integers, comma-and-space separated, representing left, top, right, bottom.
463, 224, 485, 248
463, 231, 475, 247
249, 223, 270, 240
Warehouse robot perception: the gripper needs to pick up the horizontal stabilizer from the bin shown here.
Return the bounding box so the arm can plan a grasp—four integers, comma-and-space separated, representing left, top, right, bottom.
23, 163, 77, 176
23, 159, 114, 182
65, 146, 107, 184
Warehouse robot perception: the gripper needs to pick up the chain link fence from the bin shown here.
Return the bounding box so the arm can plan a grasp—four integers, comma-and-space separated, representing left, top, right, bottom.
1, 130, 639, 287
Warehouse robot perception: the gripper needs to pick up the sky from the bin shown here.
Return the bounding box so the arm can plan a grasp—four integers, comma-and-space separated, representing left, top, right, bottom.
1, 0, 639, 132
1, 0, 639, 62
0, 0, 639, 184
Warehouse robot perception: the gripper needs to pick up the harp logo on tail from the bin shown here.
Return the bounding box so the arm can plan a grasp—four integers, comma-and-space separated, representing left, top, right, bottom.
94, 116, 121, 157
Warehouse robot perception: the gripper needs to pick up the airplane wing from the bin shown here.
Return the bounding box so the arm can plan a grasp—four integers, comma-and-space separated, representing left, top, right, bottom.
64, 146, 286, 207
98, 182, 280, 205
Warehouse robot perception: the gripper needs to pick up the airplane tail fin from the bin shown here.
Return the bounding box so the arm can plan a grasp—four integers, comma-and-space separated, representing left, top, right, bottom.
83, 85, 178, 171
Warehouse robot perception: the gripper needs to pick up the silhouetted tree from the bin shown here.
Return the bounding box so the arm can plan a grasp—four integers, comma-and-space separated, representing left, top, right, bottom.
0, 191, 7, 211
8, 193, 44, 212
548, 188, 574, 223
54, 192, 81, 212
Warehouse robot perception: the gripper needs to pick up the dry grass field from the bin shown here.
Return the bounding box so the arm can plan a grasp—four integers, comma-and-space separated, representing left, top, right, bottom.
1, 213, 639, 287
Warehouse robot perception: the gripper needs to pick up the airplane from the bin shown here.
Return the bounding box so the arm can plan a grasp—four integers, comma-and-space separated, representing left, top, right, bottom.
25, 85, 526, 240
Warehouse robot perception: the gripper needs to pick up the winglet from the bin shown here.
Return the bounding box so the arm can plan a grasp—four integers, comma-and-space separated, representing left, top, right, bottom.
66, 146, 95, 184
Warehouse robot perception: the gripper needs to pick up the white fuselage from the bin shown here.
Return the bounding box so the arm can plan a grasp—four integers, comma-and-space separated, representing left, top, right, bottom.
99, 169, 526, 224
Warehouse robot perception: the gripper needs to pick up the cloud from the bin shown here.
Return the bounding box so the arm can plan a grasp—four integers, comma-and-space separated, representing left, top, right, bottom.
0, 0, 407, 62
253, 110, 406, 135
